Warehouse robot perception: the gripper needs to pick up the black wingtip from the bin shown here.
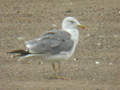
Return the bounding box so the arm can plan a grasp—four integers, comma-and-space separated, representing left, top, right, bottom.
7, 49, 30, 57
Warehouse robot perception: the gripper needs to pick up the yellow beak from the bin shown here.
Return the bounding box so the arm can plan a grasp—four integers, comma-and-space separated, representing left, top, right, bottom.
78, 24, 86, 29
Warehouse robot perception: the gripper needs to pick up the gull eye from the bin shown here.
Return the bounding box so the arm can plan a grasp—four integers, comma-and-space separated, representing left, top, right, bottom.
70, 20, 74, 24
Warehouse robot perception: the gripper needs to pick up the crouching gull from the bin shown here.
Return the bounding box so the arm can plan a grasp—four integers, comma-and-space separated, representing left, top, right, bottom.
8, 16, 86, 78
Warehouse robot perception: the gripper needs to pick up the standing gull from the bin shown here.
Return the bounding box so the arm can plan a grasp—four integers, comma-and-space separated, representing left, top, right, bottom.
8, 16, 86, 77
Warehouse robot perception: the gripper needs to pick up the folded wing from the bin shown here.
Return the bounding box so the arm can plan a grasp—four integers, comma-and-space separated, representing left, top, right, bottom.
25, 30, 74, 55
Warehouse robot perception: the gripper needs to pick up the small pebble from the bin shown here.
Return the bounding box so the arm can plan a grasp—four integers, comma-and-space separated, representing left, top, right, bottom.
95, 61, 100, 64
98, 35, 104, 38
52, 24, 57, 27
65, 10, 72, 13
73, 58, 78, 61
109, 62, 113, 65
86, 33, 90, 37
70, 2, 73, 5
97, 42, 101, 46
113, 34, 119, 38
17, 37, 24, 40
38, 61, 43, 65
118, 11, 120, 14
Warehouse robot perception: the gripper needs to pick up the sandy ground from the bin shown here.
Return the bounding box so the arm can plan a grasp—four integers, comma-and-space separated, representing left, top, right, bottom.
0, 0, 120, 90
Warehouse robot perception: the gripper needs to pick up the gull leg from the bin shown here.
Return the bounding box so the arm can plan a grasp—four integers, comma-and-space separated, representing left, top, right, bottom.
52, 63, 56, 72
45, 63, 56, 79
50, 62, 69, 80
57, 62, 70, 80
51, 63, 61, 79
48, 63, 57, 79
58, 62, 62, 73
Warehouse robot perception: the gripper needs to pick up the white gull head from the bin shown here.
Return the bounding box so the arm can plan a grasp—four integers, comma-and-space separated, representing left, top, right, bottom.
62, 16, 81, 30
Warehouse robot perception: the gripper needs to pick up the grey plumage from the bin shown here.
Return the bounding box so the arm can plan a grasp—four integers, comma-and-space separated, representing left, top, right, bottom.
26, 30, 74, 55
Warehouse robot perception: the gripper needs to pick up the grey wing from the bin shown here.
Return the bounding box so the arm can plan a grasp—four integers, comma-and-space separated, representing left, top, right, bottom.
25, 30, 74, 54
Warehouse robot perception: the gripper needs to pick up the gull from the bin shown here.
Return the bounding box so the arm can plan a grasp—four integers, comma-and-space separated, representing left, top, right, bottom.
8, 16, 86, 78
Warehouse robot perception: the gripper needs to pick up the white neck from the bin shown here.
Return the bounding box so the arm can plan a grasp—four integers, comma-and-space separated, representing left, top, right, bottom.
63, 28, 79, 44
